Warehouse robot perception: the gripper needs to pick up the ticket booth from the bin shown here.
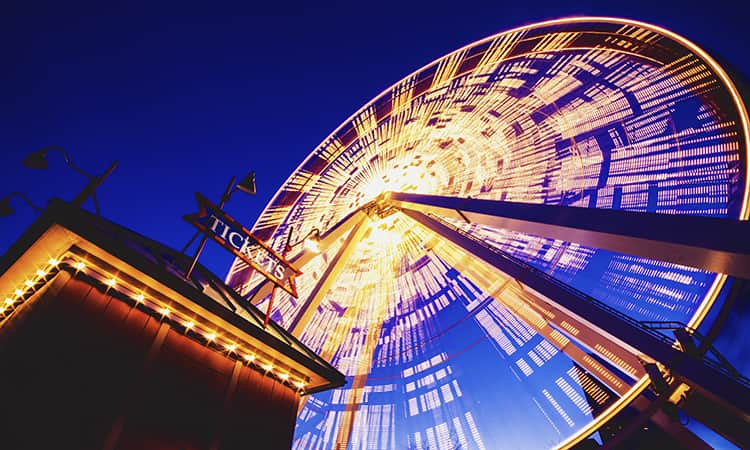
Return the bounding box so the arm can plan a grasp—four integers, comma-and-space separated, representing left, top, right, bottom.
0, 199, 345, 449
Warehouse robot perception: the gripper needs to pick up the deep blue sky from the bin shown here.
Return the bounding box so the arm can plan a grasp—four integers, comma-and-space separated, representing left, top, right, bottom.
2, 0, 748, 277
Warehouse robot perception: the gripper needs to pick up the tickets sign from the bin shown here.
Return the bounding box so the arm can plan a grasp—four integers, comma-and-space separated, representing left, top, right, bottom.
184, 193, 299, 298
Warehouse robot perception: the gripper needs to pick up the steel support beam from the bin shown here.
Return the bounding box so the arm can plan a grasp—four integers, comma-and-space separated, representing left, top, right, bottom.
244, 209, 369, 304
288, 215, 371, 337
386, 191, 750, 279
416, 210, 647, 381
422, 219, 711, 449
516, 287, 647, 380
400, 207, 750, 421
426, 233, 642, 391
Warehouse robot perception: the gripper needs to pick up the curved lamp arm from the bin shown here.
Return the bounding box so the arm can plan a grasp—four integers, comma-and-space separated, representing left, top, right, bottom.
23, 145, 96, 180
285, 227, 321, 253
0, 192, 43, 217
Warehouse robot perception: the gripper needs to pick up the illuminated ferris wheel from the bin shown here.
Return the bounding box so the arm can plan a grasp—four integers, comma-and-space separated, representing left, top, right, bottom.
227, 17, 750, 449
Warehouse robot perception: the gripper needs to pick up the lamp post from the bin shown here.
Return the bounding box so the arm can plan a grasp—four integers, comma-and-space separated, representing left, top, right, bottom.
0, 192, 43, 217
23, 145, 118, 215
184, 172, 256, 279
284, 227, 321, 255
262, 226, 321, 328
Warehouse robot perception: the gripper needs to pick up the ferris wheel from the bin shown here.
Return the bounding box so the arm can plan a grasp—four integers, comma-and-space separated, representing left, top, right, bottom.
227, 17, 750, 449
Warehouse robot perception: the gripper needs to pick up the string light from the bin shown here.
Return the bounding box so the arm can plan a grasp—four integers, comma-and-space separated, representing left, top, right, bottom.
0, 255, 311, 393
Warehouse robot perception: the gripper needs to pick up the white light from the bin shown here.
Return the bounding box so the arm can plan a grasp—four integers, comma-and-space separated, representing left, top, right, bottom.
262, 363, 273, 371
4, 298, 13, 305
278, 372, 289, 380
205, 332, 217, 341
304, 239, 320, 253
183, 320, 194, 329
24, 279, 34, 287
159, 307, 170, 316
243, 354, 256, 362
293, 381, 305, 389
35, 269, 46, 277
225, 344, 237, 352
74, 262, 86, 270
48, 258, 59, 266
14, 289, 23, 297
105, 278, 117, 287
134, 293, 145, 303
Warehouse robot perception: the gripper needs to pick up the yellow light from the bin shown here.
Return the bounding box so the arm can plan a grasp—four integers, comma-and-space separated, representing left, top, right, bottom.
4, 298, 13, 305
35, 269, 46, 277
14, 289, 23, 297
48, 258, 59, 266
205, 332, 217, 341
0, 306, 5, 314
24, 279, 34, 287
159, 307, 170, 316
261, 363, 273, 371
134, 293, 145, 303
225, 343, 237, 352
293, 381, 305, 389
184, 320, 195, 329
105, 278, 117, 287
74, 262, 86, 270
243, 354, 256, 362
303, 238, 320, 253
278, 372, 289, 380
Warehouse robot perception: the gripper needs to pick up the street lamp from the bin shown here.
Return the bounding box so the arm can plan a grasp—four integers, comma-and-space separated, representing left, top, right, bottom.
235, 172, 256, 195
22, 145, 118, 215
183, 171, 257, 279
260, 225, 321, 329
0, 192, 43, 217
284, 227, 321, 254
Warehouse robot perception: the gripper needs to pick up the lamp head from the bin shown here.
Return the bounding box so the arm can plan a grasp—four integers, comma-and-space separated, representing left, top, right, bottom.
0, 196, 13, 217
303, 229, 321, 253
236, 171, 256, 195
22, 150, 49, 170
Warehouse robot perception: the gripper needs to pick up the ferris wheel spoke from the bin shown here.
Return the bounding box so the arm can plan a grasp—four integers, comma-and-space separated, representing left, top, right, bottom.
387, 191, 750, 279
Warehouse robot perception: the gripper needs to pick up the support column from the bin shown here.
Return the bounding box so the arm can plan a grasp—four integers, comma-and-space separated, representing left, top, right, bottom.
426, 233, 711, 449
425, 227, 646, 384
245, 210, 369, 305
289, 216, 371, 337
399, 207, 750, 422
386, 191, 750, 278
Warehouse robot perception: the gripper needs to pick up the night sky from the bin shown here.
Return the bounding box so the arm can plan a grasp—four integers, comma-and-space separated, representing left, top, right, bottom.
2, 0, 748, 278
